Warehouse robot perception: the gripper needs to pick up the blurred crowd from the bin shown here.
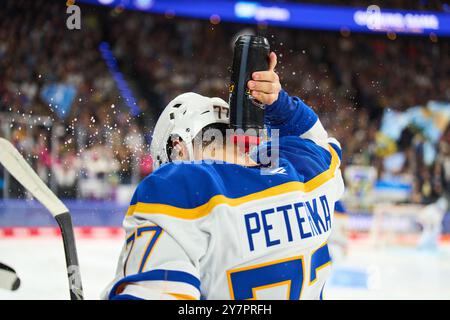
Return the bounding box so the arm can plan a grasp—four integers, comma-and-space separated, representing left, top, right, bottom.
0, 0, 449, 203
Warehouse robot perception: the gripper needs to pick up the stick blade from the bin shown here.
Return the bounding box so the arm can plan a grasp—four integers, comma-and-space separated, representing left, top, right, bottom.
0, 262, 21, 291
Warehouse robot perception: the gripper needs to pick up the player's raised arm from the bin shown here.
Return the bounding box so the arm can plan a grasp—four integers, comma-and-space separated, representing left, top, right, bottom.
248, 52, 329, 149
250, 52, 343, 202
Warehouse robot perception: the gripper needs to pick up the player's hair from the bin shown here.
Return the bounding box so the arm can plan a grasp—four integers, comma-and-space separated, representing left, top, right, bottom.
196, 123, 228, 149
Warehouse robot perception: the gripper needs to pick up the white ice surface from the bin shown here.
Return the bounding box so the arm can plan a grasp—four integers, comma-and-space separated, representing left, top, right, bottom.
1, 238, 450, 300
325, 243, 450, 300
0, 238, 123, 300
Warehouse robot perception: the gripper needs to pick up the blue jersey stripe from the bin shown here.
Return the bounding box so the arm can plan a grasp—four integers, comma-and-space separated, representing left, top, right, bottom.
334, 200, 346, 214
110, 294, 144, 300
108, 269, 201, 300
329, 142, 342, 161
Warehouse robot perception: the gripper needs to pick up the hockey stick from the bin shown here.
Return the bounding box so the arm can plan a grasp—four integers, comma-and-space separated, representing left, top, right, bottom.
0, 262, 20, 291
0, 138, 83, 300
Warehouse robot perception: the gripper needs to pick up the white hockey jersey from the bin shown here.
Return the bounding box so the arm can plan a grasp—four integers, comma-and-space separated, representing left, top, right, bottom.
103, 90, 345, 300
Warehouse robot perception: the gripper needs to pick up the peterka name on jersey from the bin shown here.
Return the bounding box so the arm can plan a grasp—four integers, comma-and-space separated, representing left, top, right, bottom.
241, 194, 332, 255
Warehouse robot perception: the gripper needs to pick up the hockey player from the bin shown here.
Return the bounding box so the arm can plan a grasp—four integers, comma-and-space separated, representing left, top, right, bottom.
103, 53, 345, 300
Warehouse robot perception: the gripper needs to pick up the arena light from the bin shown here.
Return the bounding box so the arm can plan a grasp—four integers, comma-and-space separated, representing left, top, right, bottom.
97, 0, 115, 5
354, 4, 439, 33
134, 0, 154, 10
78, 0, 450, 36
234, 2, 290, 22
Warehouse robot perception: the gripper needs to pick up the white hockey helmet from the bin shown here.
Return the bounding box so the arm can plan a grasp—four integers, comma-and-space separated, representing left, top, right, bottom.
150, 92, 230, 169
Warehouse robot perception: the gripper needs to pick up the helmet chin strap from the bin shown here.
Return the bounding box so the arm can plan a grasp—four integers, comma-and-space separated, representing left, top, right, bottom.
181, 132, 195, 161
186, 144, 195, 161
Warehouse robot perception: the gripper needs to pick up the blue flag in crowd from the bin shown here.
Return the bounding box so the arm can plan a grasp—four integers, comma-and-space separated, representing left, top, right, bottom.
41, 83, 77, 119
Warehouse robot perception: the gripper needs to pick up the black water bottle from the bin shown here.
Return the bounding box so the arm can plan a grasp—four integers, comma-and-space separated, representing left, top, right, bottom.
229, 35, 270, 131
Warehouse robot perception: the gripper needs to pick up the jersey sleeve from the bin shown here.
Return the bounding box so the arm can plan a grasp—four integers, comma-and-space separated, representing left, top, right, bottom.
103, 172, 207, 300
265, 89, 329, 149
264, 90, 345, 200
